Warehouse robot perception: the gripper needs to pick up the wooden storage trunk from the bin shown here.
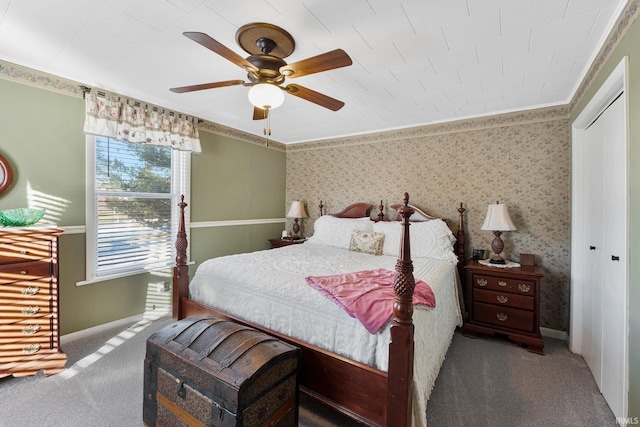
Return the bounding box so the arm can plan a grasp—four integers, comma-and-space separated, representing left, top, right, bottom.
143, 316, 299, 427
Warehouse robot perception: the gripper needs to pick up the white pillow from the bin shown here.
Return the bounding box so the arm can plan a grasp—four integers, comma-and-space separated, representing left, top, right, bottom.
371, 221, 402, 256
307, 216, 373, 249
372, 219, 458, 263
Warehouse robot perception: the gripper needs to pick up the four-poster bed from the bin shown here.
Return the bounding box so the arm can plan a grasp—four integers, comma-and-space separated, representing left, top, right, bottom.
171, 194, 466, 426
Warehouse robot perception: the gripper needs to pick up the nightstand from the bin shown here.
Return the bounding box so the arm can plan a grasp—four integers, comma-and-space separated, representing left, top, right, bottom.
463, 259, 545, 354
268, 238, 306, 249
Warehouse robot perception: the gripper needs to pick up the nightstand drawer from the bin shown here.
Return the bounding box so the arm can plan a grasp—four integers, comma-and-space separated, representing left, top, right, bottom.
472, 302, 534, 333
473, 288, 534, 311
472, 274, 535, 295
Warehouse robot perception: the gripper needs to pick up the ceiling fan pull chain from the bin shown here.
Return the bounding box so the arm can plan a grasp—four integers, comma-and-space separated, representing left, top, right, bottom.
263, 107, 272, 136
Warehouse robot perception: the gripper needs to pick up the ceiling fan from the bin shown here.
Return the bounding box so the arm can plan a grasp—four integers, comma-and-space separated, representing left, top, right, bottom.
170, 22, 353, 121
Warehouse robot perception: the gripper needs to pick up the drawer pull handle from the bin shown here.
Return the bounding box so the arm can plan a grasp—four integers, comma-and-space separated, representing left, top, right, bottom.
20, 270, 28, 275
497, 295, 508, 304
21, 286, 40, 296
21, 306, 40, 315
20, 250, 29, 255
518, 284, 531, 293
22, 325, 41, 335
498, 281, 507, 287
477, 279, 487, 287
22, 343, 41, 355
497, 313, 508, 322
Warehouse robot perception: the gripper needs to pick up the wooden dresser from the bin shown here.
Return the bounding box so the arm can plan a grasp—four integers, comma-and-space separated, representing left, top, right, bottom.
463, 259, 545, 354
0, 228, 67, 377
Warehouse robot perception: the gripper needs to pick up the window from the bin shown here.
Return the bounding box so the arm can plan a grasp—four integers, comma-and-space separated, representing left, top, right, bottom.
85, 136, 190, 282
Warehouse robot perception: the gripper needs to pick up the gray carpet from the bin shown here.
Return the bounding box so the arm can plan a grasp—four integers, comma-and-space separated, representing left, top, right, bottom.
0, 314, 615, 426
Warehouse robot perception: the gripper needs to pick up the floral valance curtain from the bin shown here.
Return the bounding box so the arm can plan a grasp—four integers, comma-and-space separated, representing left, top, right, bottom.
83, 93, 201, 153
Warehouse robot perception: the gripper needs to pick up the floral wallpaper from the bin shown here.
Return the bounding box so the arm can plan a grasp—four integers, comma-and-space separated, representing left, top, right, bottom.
286, 115, 571, 331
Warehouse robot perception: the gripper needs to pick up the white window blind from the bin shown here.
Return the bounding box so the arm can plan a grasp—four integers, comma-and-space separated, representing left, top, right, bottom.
85, 136, 190, 282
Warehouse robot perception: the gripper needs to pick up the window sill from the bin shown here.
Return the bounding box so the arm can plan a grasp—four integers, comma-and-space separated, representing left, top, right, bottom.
75, 261, 195, 287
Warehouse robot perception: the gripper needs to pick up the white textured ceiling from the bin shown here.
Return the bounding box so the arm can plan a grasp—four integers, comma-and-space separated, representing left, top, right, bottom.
0, 0, 628, 144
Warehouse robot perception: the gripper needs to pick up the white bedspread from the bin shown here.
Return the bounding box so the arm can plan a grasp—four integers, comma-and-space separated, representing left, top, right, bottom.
189, 242, 462, 426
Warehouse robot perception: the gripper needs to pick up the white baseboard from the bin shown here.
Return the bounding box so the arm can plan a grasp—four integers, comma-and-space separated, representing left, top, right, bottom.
61, 307, 170, 345
540, 327, 568, 341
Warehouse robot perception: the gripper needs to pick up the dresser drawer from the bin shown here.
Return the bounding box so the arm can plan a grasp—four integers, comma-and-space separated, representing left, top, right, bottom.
0, 281, 52, 298
0, 261, 52, 285
0, 317, 52, 336
0, 342, 51, 361
0, 298, 52, 322
472, 274, 535, 295
473, 288, 534, 311
472, 302, 534, 333
0, 240, 51, 264
0, 331, 53, 345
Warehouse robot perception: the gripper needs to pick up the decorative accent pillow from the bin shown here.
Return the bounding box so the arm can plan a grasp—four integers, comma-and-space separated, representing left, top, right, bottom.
307, 216, 373, 249
348, 230, 385, 255
372, 219, 458, 263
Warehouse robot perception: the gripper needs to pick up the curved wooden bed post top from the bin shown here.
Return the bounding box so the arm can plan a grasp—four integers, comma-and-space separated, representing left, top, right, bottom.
172, 194, 466, 427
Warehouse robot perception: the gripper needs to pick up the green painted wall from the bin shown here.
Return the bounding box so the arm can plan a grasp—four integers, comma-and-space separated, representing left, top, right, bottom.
191, 133, 286, 221
0, 78, 286, 335
190, 132, 286, 266
570, 18, 640, 418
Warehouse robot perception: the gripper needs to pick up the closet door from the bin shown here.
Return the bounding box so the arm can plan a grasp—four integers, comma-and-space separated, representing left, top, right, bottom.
599, 95, 627, 417
582, 106, 605, 389
581, 93, 627, 418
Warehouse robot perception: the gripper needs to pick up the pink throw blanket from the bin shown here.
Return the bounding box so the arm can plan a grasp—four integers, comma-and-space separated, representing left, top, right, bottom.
305, 268, 436, 334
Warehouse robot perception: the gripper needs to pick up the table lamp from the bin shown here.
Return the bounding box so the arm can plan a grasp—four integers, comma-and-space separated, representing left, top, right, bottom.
286, 201, 308, 240
481, 201, 516, 264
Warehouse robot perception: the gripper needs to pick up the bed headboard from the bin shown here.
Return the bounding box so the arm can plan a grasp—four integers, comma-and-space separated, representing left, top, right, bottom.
330, 202, 371, 218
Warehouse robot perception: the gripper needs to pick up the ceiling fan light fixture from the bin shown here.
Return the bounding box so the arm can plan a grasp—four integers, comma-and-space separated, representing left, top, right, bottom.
248, 83, 285, 109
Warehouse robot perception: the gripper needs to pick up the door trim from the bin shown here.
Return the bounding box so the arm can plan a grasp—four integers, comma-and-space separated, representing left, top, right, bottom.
570, 56, 629, 417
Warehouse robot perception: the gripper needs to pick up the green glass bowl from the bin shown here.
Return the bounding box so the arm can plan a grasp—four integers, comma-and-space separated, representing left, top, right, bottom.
0, 208, 46, 227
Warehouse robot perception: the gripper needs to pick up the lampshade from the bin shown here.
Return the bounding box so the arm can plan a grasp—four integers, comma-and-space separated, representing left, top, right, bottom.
481, 202, 516, 231
248, 83, 285, 109
286, 201, 308, 218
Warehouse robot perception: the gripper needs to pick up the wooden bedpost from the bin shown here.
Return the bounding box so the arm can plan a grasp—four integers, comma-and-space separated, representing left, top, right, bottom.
172, 195, 189, 320
377, 200, 385, 222
387, 192, 416, 427
456, 202, 466, 278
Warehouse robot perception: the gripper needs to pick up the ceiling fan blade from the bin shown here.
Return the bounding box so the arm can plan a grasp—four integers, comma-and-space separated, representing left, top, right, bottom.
284, 84, 345, 111
170, 80, 245, 93
253, 106, 269, 120
280, 49, 352, 78
183, 32, 258, 72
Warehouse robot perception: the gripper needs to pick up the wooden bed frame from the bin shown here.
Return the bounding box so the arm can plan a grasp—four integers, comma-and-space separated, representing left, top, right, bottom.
172, 194, 466, 427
